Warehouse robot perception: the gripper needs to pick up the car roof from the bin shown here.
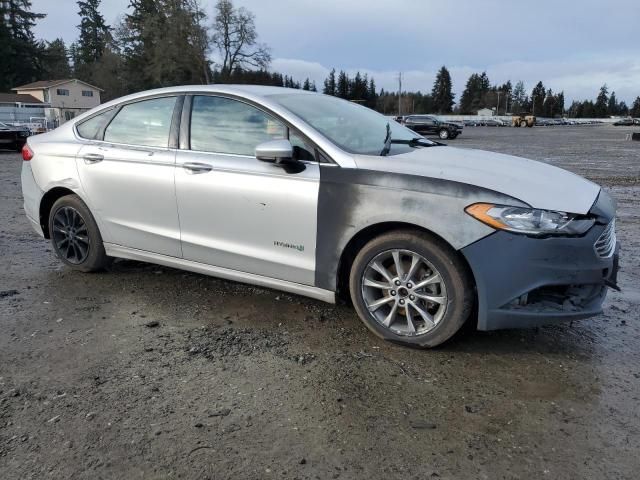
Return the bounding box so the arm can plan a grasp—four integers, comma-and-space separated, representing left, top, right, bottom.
88, 84, 317, 119
119, 84, 313, 100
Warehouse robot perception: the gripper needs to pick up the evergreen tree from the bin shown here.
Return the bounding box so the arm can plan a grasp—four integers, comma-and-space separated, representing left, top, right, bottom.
617, 101, 628, 116
459, 73, 480, 114
367, 77, 377, 108
120, 0, 160, 91
511, 80, 527, 114
118, 0, 210, 91
0, 0, 46, 90
368, 77, 376, 98
336, 70, 349, 99
349, 71, 367, 101
594, 84, 608, 118
431, 66, 454, 113
630, 97, 640, 118
310, 81, 317, 92
542, 88, 556, 117
530, 81, 545, 116
302, 77, 311, 90
323, 68, 336, 95
607, 91, 618, 116
41, 38, 72, 79
555, 91, 565, 116
496, 80, 512, 114
76, 0, 111, 66
459, 72, 490, 114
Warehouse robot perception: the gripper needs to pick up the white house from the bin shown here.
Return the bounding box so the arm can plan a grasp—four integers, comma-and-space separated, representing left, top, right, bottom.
476, 108, 494, 116
12, 79, 102, 126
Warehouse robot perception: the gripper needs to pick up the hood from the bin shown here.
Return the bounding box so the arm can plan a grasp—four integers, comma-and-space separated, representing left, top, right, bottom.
354, 147, 600, 215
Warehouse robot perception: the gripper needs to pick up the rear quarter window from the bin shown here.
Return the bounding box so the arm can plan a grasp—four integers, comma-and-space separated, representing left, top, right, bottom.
76, 109, 114, 140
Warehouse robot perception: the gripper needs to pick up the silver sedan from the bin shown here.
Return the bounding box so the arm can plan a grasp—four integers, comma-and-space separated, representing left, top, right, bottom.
21, 85, 619, 347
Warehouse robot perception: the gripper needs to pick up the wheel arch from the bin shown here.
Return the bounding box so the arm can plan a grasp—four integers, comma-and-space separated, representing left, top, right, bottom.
335, 221, 477, 302
39, 187, 79, 238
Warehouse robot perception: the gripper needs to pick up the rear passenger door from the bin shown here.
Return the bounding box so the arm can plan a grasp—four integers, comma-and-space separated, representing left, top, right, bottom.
76, 95, 183, 257
174, 95, 320, 285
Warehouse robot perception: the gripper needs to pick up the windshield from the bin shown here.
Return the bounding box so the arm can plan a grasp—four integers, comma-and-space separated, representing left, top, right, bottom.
269, 93, 434, 155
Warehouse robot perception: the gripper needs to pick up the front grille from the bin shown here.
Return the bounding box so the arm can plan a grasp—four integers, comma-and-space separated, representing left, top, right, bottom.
594, 219, 616, 258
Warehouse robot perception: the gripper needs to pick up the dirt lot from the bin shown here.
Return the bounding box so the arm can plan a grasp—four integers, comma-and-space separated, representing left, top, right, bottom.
1, 125, 639, 479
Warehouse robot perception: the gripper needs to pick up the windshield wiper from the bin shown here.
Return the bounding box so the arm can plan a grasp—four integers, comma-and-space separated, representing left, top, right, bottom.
390, 137, 442, 147
379, 122, 392, 156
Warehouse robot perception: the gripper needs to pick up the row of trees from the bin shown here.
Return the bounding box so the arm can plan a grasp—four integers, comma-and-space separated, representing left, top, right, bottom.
2, 1, 639, 117
322, 69, 377, 108
1, 0, 288, 101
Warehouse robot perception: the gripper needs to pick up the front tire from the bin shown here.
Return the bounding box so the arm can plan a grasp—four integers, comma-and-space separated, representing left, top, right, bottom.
349, 231, 474, 348
48, 194, 109, 272
438, 129, 450, 140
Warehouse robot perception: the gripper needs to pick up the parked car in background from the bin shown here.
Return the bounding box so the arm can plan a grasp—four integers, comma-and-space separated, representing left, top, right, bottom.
0, 121, 30, 151
613, 118, 635, 126
484, 119, 506, 127
403, 115, 463, 139
21, 85, 619, 348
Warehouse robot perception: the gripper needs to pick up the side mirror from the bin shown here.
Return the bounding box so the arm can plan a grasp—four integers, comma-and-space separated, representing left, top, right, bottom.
255, 139, 293, 164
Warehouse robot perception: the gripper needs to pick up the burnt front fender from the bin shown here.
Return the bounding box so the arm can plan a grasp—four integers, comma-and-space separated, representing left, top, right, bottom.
314, 165, 527, 291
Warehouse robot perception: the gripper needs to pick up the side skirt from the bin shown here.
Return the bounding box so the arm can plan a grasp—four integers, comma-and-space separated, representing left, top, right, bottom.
104, 243, 336, 304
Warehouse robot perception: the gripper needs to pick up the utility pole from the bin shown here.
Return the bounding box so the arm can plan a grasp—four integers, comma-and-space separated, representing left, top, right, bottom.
497, 91, 501, 116
397, 72, 402, 117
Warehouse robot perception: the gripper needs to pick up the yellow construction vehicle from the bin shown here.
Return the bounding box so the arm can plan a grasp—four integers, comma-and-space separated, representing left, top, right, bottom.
511, 115, 536, 128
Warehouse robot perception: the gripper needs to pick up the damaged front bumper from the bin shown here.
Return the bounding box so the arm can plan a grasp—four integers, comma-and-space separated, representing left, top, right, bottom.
461, 218, 619, 331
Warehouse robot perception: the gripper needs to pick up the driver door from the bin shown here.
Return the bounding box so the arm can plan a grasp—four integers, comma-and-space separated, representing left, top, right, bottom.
174, 95, 320, 285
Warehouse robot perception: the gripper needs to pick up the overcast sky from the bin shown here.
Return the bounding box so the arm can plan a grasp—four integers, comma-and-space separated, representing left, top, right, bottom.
32, 0, 640, 104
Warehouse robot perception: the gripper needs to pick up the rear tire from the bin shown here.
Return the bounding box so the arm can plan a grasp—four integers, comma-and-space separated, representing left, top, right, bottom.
438, 129, 450, 140
349, 230, 474, 348
48, 194, 109, 272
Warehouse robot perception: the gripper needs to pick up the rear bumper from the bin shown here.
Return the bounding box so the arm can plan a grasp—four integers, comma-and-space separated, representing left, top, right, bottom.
461, 224, 619, 331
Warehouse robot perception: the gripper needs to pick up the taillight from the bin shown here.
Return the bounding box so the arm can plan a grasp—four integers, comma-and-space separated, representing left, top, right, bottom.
22, 144, 34, 161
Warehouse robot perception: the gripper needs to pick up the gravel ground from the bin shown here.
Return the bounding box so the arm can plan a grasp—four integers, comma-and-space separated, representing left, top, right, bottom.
1, 125, 639, 479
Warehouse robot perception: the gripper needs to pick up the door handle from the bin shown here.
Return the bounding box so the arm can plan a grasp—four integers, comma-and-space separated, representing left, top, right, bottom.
182, 162, 213, 174
83, 153, 104, 164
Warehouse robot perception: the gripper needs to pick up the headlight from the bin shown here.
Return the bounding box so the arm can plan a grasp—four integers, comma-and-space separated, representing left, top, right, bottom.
465, 203, 595, 236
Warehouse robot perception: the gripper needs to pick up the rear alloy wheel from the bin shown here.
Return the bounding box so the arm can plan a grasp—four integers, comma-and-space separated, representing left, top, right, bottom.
49, 194, 109, 272
438, 129, 450, 140
349, 231, 474, 348
520, 120, 527, 128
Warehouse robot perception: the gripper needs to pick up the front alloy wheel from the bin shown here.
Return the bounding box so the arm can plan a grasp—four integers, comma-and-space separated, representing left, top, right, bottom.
361, 249, 447, 336
349, 231, 474, 348
439, 129, 450, 139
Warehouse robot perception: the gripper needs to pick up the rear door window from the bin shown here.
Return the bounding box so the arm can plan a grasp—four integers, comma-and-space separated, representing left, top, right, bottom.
104, 97, 177, 148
